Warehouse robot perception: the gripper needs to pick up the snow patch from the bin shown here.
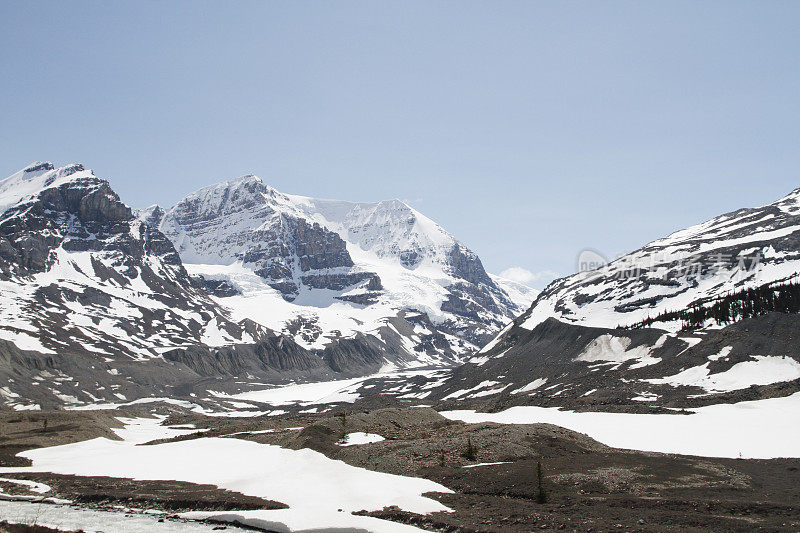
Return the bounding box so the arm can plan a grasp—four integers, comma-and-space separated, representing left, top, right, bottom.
644, 355, 800, 393
338, 432, 386, 446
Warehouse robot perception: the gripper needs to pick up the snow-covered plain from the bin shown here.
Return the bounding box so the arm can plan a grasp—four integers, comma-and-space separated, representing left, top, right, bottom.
0, 418, 451, 532
442, 392, 800, 459
441, 392, 800, 459
61, 368, 451, 417
223, 368, 445, 407
223, 375, 369, 406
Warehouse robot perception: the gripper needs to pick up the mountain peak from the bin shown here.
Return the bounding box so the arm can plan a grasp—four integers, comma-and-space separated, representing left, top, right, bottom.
225, 173, 263, 186
137, 204, 167, 227
0, 162, 96, 216
771, 186, 800, 214
214, 173, 280, 194
185, 173, 286, 203
384, 198, 410, 208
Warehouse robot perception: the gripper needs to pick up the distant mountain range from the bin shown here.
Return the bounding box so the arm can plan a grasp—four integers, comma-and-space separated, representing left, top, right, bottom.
0, 162, 533, 409
5, 160, 798, 413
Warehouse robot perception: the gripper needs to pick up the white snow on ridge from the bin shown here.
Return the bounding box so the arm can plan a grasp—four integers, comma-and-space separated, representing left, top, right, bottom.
441, 380, 511, 401
293, 195, 459, 267
511, 378, 548, 394
513, 186, 800, 334
0, 162, 94, 217
441, 392, 800, 459
0, 245, 219, 360
0, 329, 54, 354
644, 355, 800, 393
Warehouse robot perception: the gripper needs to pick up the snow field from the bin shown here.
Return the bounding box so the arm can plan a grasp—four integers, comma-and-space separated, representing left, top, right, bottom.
442, 392, 800, 459
0, 417, 452, 532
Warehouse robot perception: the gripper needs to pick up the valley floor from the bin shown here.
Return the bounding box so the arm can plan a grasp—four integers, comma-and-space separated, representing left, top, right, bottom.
1, 389, 799, 532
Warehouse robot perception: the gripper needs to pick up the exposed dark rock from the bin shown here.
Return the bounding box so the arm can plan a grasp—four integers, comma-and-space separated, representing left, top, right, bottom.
300, 271, 381, 291
193, 275, 241, 297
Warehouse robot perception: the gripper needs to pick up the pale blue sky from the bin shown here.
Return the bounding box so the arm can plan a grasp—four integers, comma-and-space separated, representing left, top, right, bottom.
1, 1, 798, 287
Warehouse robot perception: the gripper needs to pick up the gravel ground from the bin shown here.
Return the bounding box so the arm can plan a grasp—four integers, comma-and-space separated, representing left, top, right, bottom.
1, 404, 799, 532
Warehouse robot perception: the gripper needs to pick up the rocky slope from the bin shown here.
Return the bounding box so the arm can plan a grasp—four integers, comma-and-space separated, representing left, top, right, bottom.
426, 186, 800, 408
424, 312, 800, 409
149, 175, 529, 364
0, 163, 264, 356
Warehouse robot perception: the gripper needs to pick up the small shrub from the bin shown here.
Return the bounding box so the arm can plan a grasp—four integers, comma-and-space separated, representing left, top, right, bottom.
462, 437, 477, 461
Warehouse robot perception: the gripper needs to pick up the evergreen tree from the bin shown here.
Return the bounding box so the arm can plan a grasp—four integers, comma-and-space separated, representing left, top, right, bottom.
630, 280, 800, 330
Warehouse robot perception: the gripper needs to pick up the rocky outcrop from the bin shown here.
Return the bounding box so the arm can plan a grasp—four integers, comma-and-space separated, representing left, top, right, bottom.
163, 336, 327, 377
245, 218, 358, 300
0, 171, 133, 276
447, 243, 493, 287
300, 272, 381, 291
193, 275, 241, 297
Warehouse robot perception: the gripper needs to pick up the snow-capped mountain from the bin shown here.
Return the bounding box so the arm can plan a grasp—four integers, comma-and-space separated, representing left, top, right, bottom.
0, 162, 259, 357
151, 175, 527, 363
427, 186, 800, 408
489, 273, 539, 310
0, 163, 417, 408
520, 186, 800, 332
0, 162, 532, 408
